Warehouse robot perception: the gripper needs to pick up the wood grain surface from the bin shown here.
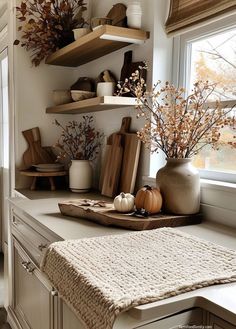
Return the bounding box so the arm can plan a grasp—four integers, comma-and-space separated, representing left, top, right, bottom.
100, 117, 131, 197
119, 133, 141, 193
101, 134, 123, 197
46, 26, 149, 67
22, 127, 53, 169
59, 200, 202, 231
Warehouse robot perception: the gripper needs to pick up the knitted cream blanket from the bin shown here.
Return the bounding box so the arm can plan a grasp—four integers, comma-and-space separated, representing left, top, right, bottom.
41, 228, 236, 329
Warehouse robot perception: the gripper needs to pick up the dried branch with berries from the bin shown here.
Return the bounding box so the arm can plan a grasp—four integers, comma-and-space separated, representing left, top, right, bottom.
54, 116, 104, 161
15, 0, 87, 66
118, 73, 236, 158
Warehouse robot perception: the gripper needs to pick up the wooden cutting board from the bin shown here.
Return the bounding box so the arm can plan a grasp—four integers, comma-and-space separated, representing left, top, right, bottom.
119, 133, 141, 193
101, 134, 123, 197
22, 127, 53, 169
59, 200, 202, 231
120, 51, 147, 91
100, 117, 131, 197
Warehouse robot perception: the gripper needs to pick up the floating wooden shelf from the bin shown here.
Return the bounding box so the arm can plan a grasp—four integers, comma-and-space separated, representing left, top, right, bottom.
45, 25, 150, 67
46, 96, 137, 114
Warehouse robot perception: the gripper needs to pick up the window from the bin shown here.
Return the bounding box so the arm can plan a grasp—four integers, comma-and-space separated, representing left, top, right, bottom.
176, 14, 236, 183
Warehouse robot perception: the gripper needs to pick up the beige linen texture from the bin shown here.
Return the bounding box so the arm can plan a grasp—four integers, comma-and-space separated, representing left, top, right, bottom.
41, 228, 236, 329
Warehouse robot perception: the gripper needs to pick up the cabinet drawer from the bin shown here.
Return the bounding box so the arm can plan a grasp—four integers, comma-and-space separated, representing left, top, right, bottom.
11, 212, 51, 267
137, 308, 203, 329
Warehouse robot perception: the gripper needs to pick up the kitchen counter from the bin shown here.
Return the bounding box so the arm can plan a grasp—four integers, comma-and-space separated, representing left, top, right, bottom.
9, 195, 236, 328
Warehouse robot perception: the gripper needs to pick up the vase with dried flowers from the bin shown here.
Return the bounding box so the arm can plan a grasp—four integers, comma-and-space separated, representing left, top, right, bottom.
15, 0, 87, 66
54, 116, 103, 192
118, 73, 235, 214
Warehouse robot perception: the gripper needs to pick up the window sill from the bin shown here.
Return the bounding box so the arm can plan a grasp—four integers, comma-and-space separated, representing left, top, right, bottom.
143, 176, 236, 194
200, 179, 236, 193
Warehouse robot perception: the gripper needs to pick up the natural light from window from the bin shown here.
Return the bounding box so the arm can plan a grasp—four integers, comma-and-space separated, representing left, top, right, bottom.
188, 28, 236, 174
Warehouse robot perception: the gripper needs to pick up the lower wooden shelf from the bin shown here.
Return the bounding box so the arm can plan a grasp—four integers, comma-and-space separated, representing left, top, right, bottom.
46, 96, 137, 114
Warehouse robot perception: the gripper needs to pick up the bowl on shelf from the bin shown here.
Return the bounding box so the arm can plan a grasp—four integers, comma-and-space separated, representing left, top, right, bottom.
73, 28, 91, 40
71, 90, 96, 102
53, 90, 72, 105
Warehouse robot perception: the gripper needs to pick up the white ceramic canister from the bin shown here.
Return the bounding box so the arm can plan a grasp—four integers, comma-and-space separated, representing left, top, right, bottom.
96, 82, 115, 97
69, 160, 93, 193
126, 1, 142, 29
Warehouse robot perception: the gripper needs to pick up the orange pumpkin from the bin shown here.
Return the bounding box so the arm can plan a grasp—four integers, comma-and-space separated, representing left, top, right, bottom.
135, 185, 162, 214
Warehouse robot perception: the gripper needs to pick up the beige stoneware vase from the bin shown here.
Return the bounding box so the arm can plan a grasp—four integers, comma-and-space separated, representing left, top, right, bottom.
156, 158, 200, 215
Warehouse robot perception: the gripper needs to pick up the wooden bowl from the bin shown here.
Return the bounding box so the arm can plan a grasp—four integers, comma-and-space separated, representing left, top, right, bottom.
71, 90, 96, 102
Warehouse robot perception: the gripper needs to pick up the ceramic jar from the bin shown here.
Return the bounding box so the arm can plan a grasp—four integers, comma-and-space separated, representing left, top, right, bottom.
96, 82, 115, 97
156, 158, 200, 215
69, 160, 93, 193
126, 1, 142, 29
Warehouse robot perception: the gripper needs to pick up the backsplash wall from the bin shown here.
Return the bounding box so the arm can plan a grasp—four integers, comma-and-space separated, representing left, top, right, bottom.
12, 0, 171, 189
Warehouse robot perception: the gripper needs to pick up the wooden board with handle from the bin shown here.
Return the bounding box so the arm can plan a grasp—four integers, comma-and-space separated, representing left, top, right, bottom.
101, 134, 123, 197
100, 117, 131, 196
59, 199, 202, 231
119, 133, 141, 194
22, 127, 53, 169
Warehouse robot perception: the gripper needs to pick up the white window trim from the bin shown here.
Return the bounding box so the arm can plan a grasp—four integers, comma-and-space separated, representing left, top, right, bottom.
171, 13, 236, 184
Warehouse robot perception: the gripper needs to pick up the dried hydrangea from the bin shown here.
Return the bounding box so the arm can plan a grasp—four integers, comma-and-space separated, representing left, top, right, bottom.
121, 77, 236, 158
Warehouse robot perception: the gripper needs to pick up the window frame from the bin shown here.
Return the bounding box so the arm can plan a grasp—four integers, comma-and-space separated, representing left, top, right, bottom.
172, 13, 236, 184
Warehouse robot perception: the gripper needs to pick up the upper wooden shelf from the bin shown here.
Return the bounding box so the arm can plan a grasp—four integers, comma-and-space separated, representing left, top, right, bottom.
46, 96, 137, 114
45, 25, 150, 67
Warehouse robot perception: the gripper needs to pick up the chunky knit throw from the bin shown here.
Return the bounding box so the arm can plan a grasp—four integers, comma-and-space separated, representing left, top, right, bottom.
41, 228, 236, 329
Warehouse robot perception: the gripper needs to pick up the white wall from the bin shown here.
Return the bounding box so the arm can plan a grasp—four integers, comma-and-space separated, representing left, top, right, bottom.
13, 0, 172, 189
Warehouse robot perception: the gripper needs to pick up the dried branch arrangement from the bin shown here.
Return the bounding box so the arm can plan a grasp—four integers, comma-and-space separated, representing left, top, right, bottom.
118, 71, 236, 158
54, 116, 104, 161
15, 0, 87, 66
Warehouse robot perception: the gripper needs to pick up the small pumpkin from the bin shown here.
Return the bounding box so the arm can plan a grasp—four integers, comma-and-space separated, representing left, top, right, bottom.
114, 192, 135, 213
135, 185, 162, 214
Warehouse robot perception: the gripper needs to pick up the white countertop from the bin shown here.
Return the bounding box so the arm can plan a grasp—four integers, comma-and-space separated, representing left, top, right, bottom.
9, 195, 236, 327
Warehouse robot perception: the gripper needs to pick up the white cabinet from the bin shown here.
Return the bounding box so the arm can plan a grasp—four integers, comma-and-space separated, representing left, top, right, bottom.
137, 308, 203, 329
7, 202, 236, 329
11, 238, 54, 329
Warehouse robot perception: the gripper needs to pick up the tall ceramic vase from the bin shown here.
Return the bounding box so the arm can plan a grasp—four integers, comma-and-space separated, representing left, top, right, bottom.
156, 158, 200, 215
69, 160, 93, 193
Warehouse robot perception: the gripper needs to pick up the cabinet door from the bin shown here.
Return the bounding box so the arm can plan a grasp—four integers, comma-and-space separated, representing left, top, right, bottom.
137, 308, 203, 329
59, 300, 85, 329
13, 238, 54, 329
208, 313, 236, 329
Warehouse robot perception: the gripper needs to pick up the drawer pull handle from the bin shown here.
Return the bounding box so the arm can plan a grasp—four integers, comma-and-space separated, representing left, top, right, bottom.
51, 290, 58, 297
21, 261, 35, 274
38, 243, 48, 251
27, 265, 35, 274
12, 216, 18, 225
21, 261, 29, 270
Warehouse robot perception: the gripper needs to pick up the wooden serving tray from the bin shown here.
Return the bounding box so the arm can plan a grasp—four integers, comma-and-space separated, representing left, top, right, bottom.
58, 200, 202, 231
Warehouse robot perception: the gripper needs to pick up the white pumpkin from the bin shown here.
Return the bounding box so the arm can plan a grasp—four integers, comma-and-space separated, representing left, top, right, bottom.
114, 192, 135, 213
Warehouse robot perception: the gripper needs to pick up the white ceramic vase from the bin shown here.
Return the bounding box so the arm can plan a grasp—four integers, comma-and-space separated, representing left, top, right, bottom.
156, 158, 200, 215
69, 160, 93, 193
126, 1, 142, 29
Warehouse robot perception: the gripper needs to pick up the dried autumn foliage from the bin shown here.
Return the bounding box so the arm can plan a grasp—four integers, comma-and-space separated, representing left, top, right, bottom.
54, 116, 104, 161
15, 0, 87, 66
118, 72, 236, 158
